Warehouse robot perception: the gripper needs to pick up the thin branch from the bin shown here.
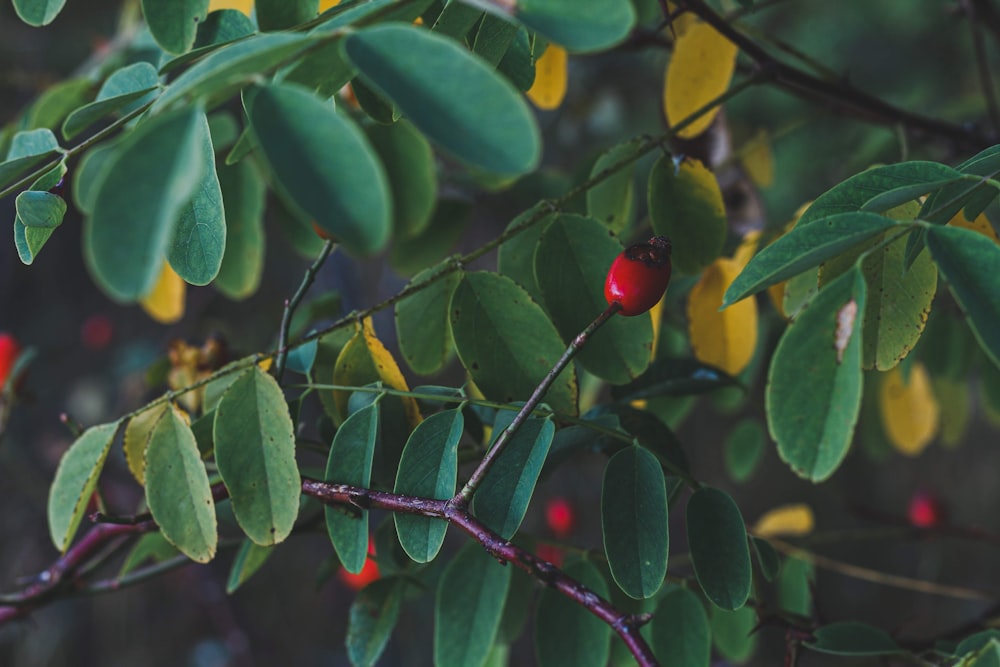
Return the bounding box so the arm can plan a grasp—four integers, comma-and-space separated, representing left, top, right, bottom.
452, 303, 621, 507
300, 478, 659, 666
274, 239, 335, 381
674, 0, 991, 148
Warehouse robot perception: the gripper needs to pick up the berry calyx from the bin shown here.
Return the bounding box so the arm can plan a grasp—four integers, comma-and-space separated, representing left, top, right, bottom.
0, 333, 22, 391
604, 236, 672, 316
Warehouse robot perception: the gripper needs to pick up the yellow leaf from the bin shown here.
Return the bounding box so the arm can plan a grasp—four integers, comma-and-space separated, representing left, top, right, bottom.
333, 318, 421, 427
732, 230, 761, 269
527, 45, 567, 110
208, 0, 254, 14
123, 400, 169, 485
879, 363, 939, 456
665, 2, 695, 37
318, 0, 341, 10
688, 257, 758, 375
752, 503, 814, 538
664, 20, 738, 139
948, 210, 1000, 242
741, 131, 774, 188
140, 263, 185, 324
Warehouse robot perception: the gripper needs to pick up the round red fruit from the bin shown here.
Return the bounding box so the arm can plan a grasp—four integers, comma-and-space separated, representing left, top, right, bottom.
604, 236, 672, 316
0, 333, 21, 390
338, 544, 379, 591
907, 491, 943, 528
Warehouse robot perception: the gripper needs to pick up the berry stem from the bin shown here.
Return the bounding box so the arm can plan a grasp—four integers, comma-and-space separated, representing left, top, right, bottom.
452, 302, 621, 508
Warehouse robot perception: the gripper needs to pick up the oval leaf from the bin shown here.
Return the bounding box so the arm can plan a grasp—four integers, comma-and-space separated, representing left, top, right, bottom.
879, 363, 940, 456
367, 120, 437, 239
648, 156, 726, 275
84, 106, 204, 301
13, 0, 66, 26
688, 257, 758, 376
325, 401, 380, 573
395, 267, 460, 375
434, 543, 512, 667
687, 486, 751, 611
393, 409, 463, 562
344, 24, 540, 175
473, 413, 555, 539
249, 82, 391, 255
347, 577, 405, 667
142, 0, 209, 54
215, 159, 266, 299
926, 224, 1000, 369
526, 44, 567, 109
450, 271, 577, 415
601, 445, 669, 599
650, 587, 711, 667
585, 139, 637, 233
767, 268, 867, 481
47, 421, 120, 551
664, 19, 738, 138
145, 406, 217, 563
516, 0, 635, 53
806, 622, 900, 657
534, 559, 611, 667
214, 366, 301, 545
123, 400, 169, 485
534, 214, 653, 384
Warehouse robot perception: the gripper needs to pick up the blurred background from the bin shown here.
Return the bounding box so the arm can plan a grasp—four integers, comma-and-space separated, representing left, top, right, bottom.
1, 0, 1000, 665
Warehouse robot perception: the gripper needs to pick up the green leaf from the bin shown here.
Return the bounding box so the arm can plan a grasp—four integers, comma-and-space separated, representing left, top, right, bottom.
473, 412, 555, 539
142, 0, 209, 54
434, 543, 512, 667
926, 225, 1000, 369
14, 219, 55, 265
450, 271, 577, 415
395, 267, 460, 375
601, 445, 668, 599
722, 212, 898, 307
797, 162, 961, 226
72, 141, 116, 216
586, 140, 637, 234
534, 560, 611, 667
256, 0, 318, 31
249, 82, 391, 256
214, 367, 301, 545
195, 9, 256, 49
367, 120, 437, 239
393, 409, 463, 562
84, 106, 204, 301
16, 191, 65, 229
648, 156, 726, 275
347, 577, 405, 667
0, 129, 61, 191
325, 401, 380, 573
389, 198, 469, 276
471, 13, 519, 67
352, 77, 400, 125
778, 556, 814, 616
517, 0, 636, 53
610, 356, 740, 401
62, 63, 161, 140
534, 214, 653, 384
497, 567, 535, 644
497, 206, 556, 302
497, 28, 536, 92
278, 38, 356, 98
959, 631, 1000, 656
13, 0, 66, 26
724, 419, 765, 483
710, 606, 757, 663
226, 539, 274, 593
215, 159, 266, 300
806, 622, 900, 656
119, 532, 180, 577
650, 587, 710, 667
430, 1, 482, 41
751, 537, 780, 582
47, 421, 120, 551
767, 268, 867, 481
344, 24, 540, 174
167, 112, 226, 285
153, 33, 314, 112
145, 406, 217, 563
686, 486, 751, 610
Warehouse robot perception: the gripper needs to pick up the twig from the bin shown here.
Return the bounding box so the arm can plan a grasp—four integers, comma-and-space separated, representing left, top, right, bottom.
274, 239, 335, 381
300, 478, 659, 667
674, 0, 991, 149
451, 303, 621, 507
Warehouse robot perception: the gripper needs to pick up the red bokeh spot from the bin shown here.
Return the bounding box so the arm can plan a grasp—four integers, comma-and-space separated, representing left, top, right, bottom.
545, 496, 575, 538
0, 333, 21, 388
81, 315, 113, 350
908, 491, 943, 528
536, 543, 564, 568
337, 543, 379, 591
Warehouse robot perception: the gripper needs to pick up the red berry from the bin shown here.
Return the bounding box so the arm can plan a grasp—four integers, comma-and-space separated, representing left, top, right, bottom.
338, 543, 379, 591
908, 491, 944, 528
604, 236, 673, 316
545, 497, 575, 538
0, 333, 21, 391
81, 315, 113, 350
